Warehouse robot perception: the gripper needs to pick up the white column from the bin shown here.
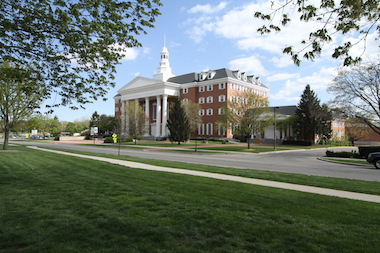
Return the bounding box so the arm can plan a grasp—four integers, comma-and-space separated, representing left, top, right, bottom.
145, 97, 150, 118
121, 100, 129, 135
161, 95, 168, 137
155, 95, 161, 137
145, 97, 150, 135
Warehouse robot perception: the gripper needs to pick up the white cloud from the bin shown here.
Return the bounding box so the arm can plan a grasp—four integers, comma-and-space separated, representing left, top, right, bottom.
228, 54, 268, 77
270, 55, 294, 68
266, 73, 300, 82
188, 2, 228, 14
270, 67, 337, 102
119, 47, 139, 61
142, 47, 151, 54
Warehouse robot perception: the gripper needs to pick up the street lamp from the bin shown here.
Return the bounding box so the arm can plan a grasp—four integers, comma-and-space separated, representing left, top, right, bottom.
274, 107, 279, 150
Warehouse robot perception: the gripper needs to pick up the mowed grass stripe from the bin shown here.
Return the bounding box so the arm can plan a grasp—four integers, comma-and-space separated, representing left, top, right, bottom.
26, 145, 380, 196
1, 146, 380, 252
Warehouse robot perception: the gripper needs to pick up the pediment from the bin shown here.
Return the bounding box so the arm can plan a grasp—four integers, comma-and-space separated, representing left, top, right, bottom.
117, 77, 162, 93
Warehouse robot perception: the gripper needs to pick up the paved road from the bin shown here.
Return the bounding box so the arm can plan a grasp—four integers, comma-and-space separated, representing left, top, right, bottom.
17, 141, 380, 182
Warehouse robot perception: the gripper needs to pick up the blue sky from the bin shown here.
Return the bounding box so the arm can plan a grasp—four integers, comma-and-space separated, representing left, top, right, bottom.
46, 0, 379, 122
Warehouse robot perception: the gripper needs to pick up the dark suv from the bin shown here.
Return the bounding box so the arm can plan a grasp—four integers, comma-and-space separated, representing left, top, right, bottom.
367, 152, 380, 169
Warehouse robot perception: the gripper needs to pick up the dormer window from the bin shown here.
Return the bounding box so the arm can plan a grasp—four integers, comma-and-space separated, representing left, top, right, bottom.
208, 71, 216, 79
256, 77, 261, 85
247, 75, 255, 83
233, 70, 241, 79
199, 72, 207, 81
242, 72, 247, 81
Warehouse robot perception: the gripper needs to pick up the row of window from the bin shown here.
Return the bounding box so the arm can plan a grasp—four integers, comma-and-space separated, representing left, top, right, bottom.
198, 108, 225, 116
182, 84, 266, 97
196, 95, 226, 104
197, 123, 226, 136
183, 83, 226, 94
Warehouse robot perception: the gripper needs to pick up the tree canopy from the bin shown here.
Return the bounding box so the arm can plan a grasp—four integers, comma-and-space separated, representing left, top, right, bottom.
167, 97, 190, 144
221, 91, 271, 148
0, 0, 162, 110
123, 101, 148, 143
295, 85, 332, 143
328, 60, 380, 134
0, 62, 43, 149
254, 0, 379, 66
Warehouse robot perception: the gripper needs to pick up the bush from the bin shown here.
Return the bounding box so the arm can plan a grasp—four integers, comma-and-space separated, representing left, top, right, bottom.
358, 146, 380, 158
119, 137, 133, 143
325, 150, 363, 159
103, 137, 114, 143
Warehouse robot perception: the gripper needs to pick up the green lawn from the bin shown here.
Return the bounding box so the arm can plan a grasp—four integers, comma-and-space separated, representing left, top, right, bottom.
38, 146, 380, 196
1, 146, 380, 252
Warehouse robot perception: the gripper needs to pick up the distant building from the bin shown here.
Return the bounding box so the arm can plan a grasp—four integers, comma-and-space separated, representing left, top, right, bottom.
114, 46, 269, 139
264, 106, 345, 144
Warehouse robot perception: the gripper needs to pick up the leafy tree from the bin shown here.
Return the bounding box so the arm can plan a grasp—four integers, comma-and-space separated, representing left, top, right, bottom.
316, 104, 333, 144
167, 97, 190, 144
98, 115, 120, 135
345, 118, 371, 146
65, 121, 87, 134
294, 85, 332, 143
181, 99, 202, 134
0, 62, 42, 150
254, 0, 379, 66
26, 115, 61, 137
90, 111, 101, 128
221, 91, 271, 149
123, 101, 148, 144
328, 60, 380, 134
0, 0, 162, 110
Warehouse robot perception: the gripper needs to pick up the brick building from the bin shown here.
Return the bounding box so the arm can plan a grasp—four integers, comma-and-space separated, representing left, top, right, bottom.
114, 46, 269, 139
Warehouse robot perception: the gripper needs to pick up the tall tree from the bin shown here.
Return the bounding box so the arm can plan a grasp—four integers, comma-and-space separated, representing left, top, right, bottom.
345, 118, 371, 146
167, 97, 190, 144
254, 0, 379, 66
25, 115, 61, 137
123, 101, 148, 144
181, 99, 202, 135
0, 0, 162, 111
316, 104, 333, 144
221, 91, 271, 149
90, 111, 101, 128
98, 115, 120, 135
0, 62, 42, 150
295, 85, 331, 143
328, 60, 380, 134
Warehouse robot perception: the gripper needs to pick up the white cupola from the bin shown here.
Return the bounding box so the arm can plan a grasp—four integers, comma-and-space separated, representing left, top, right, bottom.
153, 45, 175, 81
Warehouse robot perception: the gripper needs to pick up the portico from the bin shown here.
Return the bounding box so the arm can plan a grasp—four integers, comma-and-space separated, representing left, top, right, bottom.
114, 45, 179, 137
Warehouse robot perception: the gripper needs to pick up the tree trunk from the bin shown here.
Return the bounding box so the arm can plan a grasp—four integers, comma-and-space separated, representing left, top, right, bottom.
247, 136, 251, 149
3, 128, 9, 150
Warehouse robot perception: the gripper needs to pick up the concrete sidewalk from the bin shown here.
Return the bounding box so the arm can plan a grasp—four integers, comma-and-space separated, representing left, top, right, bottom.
28, 146, 380, 204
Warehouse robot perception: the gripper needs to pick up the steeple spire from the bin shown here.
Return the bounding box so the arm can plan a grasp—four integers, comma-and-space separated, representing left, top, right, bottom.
153, 36, 174, 81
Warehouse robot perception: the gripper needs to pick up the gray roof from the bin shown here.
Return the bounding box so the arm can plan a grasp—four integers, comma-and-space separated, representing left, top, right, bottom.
270, 106, 297, 116
167, 68, 268, 88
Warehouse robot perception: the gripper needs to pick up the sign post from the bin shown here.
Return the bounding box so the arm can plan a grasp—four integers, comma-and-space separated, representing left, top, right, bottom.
91, 127, 98, 144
